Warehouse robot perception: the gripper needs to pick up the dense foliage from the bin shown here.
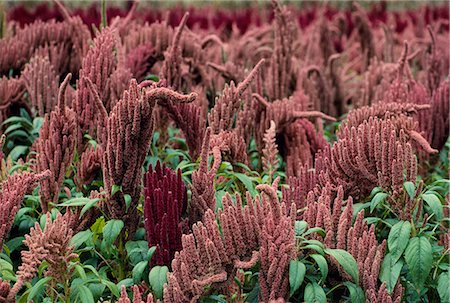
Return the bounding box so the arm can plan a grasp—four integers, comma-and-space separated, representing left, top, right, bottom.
0, 1, 449, 302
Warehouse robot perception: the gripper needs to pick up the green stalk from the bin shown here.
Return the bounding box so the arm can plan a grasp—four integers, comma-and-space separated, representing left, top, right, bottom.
101, 0, 107, 30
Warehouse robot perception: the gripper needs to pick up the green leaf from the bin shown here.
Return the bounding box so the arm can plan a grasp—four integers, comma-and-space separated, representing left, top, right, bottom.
147, 246, 157, 261
90, 217, 106, 234
8, 145, 28, 161
403, 182, 416, 199
57, 197, 96, 207
100, 280, 120, 298
117, 278, 134, 289
437, 271, 450, 303
0, 258, 13, 277
289, 260, 306, 296
102, 219, 124, 246
343, 282, 365, 303
79, 198, 101, 218
75, 285, 95, 303
74, 264, 87, 280
303, 244, 324, 255
310, 254, 328, 281
71, 230, 92, 249
149, 265, 169, 299
324, 249, 359, 284
111, 185, 122, 197
304, 282, 326, 303
379, 254, 404, 293
124, 194, 132, 211
404, 236, 433, 291
125, 241, 149, 266
421, 193, 444, 221
234, 173, 257, 196
388, 221, 411, 264
294, 221, 308, 237
304, 227, 326, 237
370, 192, 388, 213
132, 260, 148, 283
28, 276, 52, 302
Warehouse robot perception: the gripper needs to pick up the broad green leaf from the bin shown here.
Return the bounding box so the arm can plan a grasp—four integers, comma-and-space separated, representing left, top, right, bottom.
147, 246, 157, 261
8, 145, 28, 161
289, 260, 306, 296
379, 254, 404, 293
343, 282, 365, 303
388, 221, 411, 264
437, 271, 450, 303
404, 236, 432, 291
75, 285, 95, 303
74, 264, 87, 280
149, 265, 169, 299
132, 260, 148, 283
80, 198, 101, 217
57, 197, 96, 207
28, 276, 52, 302
234, 173, 257, 196
304, 282, 326, 303
4, 236, 25, 253
370, 192, 388, 213
90, 217, 106, 234
310, 254, 328, 281
103, 219, 124, 246
295, 221, 308, 237
403, 182, 416, 200
421, 193, 444, 221
71, 230, 92, 249
304, 227, 326, 237
303, 244, 324, 255
324, 249, 359, 284
111, 184, 122, 197
117, 278, 134, 289
125, 241, 149, 266
100, 280, 120, 298
124, 194, 132, 211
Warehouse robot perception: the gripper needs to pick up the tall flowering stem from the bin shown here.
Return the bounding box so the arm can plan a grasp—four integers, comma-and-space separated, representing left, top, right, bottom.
144, 161, 187, 266
7, 212, 78, 302
0, 170, 50, 250
89, 78, 196, 235
165, 179, 296, 303
36, 74, 77, 212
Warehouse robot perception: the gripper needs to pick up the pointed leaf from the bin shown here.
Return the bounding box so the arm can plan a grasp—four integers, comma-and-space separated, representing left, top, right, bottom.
421, 193, 444, 221
289, 260, 306, 296
437, 271, 450, 303
404, 236, 432, 291
388, 221, 411, 264
379, 254, 404, 293
324, 249, 359, 284
343, 282, 365, 303
310, 254, 328, 281
370, 192, 388, 213
149, 265, 168, 299
304, 282, 326, 303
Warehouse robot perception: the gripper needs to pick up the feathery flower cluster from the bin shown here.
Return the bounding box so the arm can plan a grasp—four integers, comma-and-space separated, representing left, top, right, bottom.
7, 212, 78, 302
91, 78, 196, 234
22, 55, 59, 116
0, 170, 50, 249
165, 179, 296, 302
302, 184, 403, 303
262, 120, 279, 181
316, 116, 420, 200
144, 162, 187, 266
35, 74, 77, 212
118, 285, 155, 303
188, 128, 221, 224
